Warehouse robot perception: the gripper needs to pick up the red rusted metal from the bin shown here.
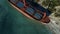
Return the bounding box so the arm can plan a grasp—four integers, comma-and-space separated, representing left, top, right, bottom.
8, 0, 50, 23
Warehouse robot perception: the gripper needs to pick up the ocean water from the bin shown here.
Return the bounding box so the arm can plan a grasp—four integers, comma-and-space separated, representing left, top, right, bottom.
0, 0, 53, 34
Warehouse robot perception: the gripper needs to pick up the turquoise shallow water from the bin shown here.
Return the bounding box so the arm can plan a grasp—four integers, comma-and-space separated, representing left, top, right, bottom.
0, 0, 52, 34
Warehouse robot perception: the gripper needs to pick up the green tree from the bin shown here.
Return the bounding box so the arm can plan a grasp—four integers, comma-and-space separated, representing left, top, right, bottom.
42, 0, 60, 12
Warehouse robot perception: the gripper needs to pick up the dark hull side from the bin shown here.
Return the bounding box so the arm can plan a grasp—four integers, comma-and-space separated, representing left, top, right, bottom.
8, 0, 43, 20
26, 0, 51, 16
8, 0, 50, 23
